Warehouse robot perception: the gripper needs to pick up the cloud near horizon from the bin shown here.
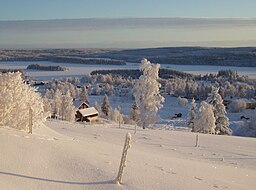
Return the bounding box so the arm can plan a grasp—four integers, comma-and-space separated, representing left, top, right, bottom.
0, 18, 256, 48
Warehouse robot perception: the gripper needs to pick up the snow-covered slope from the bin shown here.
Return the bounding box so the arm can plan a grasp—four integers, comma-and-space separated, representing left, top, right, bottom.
1, 120, 256, 190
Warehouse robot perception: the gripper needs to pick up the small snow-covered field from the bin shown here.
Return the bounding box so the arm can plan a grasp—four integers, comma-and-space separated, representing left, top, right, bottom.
1, 120, 256, 190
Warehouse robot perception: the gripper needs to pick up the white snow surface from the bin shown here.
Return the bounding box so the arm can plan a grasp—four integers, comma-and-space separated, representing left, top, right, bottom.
1, 120, 256, 190
1, 61, 256, 80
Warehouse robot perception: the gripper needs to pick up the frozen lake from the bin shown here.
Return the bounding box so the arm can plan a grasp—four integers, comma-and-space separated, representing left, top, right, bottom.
0, 61, 256, 80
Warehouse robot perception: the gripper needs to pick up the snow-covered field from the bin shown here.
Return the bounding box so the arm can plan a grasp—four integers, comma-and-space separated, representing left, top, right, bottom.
1, 61, 256, 80
1, 120, 255, 190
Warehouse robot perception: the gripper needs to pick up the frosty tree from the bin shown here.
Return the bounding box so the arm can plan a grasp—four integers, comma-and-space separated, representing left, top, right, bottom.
80, 87, 89, 104
0, 72, 45, 130
61, 90, 76, 122
110, 108, 123, 123
133, 59, 165, 129
206, 87, 232, 135
101, 94, 111, 116
53, 89, 62, 117
94, 101, 101, 115
194, 101, 216, 134
187, 98, 197, 131
130, 102, 139, 124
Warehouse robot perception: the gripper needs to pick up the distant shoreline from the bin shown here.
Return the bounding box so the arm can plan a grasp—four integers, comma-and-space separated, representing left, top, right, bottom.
0, 47, 255, 67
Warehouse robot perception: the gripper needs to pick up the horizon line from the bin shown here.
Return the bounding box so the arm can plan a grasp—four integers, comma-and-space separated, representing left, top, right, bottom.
1, 16, 256, 22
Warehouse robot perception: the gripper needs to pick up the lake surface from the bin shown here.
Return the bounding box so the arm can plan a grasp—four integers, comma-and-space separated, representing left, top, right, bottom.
0, 61, 256, 80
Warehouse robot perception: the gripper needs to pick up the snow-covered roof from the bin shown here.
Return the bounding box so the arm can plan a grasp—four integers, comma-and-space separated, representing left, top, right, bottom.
78, 107, 99, 117
73, 100, 89, 108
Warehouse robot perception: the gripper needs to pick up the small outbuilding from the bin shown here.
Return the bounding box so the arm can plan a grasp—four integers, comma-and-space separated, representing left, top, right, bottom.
76, 107, 99, 122
77, 102, 90, 109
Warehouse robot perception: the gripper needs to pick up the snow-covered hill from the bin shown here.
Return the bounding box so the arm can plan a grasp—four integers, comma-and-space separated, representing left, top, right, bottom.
1, 120, 255, 190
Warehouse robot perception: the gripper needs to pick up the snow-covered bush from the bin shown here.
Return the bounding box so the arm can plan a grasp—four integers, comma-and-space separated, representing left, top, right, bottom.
178, 96, 188, 106
194, 101, 216, 134
122, 115, 135, 125
235, 112, 256, 137
229, 99, 247, 113
109, 108, 123, 123
0, 72, 45, 130
133, 59, 165, 129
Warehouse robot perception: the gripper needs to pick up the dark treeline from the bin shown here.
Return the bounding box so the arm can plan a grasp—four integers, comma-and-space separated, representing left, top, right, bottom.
27, 64, 68, 71
0, 69, 25, 74
91, 69, 196, 79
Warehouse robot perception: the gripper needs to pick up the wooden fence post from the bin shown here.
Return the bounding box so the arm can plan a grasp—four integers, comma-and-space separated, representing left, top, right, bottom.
195, 134, 199, 147
28, 107, 33, 134
115, 133, 132, 185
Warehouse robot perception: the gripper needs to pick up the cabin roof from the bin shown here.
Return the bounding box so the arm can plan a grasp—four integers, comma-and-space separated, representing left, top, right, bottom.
73, 100, 89, 108
78, 107, 99, 117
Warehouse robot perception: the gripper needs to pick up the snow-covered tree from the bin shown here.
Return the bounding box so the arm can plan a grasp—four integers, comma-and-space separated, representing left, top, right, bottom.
130, 102, 139, 124
187, 98, 197, 131
43, 97, 52, 116
133, 59, 165, 129
92, 85, 101, 95
80, 87, 89, 104
53, 89, 62, 117
206, 87, 231, 135
61, 91, 76, 122
101, 94, 111, 116
0, 72, 45, 130
94, 101, 101, 115
194, 101, 216, 134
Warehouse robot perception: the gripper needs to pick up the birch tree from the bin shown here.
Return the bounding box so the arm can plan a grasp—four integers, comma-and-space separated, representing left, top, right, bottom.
133, 59, 165, 129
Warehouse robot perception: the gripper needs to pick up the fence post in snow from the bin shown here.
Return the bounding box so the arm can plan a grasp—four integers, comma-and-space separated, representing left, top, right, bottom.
115, 133, 132, 185
195, 134, 199, 147
28, 107, 33, 134
118, 105, 121, 128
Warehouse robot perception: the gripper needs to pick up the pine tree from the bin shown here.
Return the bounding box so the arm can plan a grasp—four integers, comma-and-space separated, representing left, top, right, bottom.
194, 101, 216, 134
206, 87, 232, 135
187, 98, 197, 131
133, 59, 165, 129
130, 102, 139, 123
80, 87, 89, 104
101, 94, 111, 116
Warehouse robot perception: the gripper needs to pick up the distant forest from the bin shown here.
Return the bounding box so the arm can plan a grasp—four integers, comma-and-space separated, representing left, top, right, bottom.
0, 47, 256, 67
27, 64, 68, 71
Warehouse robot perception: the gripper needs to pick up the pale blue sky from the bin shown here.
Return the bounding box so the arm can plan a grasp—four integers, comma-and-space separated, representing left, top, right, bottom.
0, 0, 255, 48
0, 0, 255, 20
